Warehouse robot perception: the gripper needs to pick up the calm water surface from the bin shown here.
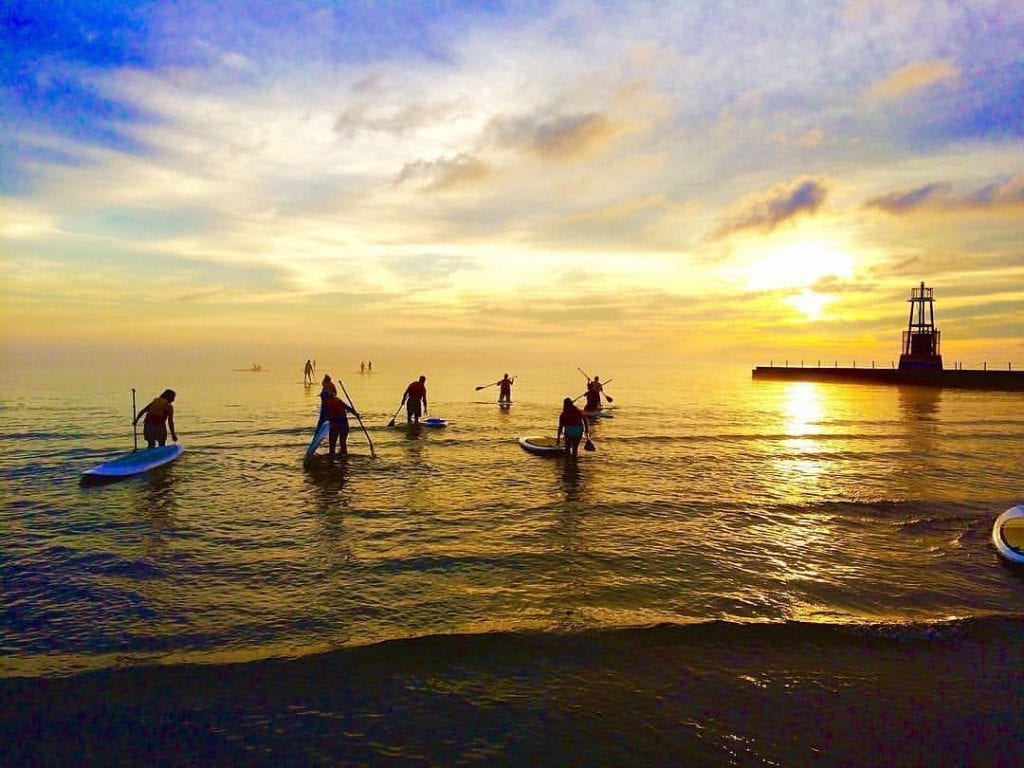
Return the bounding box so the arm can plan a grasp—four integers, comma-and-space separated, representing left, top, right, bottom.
3, 357, 1023, 764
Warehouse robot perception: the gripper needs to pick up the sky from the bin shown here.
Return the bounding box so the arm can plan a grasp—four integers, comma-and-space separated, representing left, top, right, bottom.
2, 0, 1022, 369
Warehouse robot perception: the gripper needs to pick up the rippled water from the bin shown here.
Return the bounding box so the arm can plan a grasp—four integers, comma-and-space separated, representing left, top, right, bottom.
3, 356, 1024, 764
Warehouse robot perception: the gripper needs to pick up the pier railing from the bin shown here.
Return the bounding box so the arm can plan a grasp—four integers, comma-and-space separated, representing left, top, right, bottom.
758, 360, 1020, 371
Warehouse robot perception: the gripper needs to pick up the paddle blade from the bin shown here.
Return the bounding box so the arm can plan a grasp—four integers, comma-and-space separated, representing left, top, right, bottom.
584, 438, 596, 452
604, 394, 614, 402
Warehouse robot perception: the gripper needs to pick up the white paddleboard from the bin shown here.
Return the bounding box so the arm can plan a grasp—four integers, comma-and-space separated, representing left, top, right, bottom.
82, 444, 184, 479
304, 420, 330, 461
518, 436, 565, 456
993, 505, 1024, 565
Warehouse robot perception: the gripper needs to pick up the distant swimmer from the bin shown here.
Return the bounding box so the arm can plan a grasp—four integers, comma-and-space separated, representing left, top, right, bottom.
318, 388, 360, 458
304, 359, 314, 385
367, 360, 372, 372
401, 375, 428, 424
134, 389, 178, 449
557, 397, 589, 457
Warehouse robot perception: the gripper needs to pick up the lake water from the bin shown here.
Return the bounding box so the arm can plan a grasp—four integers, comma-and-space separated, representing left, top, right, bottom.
3, 356, 1023, 765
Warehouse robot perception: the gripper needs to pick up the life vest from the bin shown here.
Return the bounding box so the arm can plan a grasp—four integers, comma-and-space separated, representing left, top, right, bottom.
324, 397, 349, 424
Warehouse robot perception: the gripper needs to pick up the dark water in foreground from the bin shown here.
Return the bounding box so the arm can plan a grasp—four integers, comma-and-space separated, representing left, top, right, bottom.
3, 359, 1024, 765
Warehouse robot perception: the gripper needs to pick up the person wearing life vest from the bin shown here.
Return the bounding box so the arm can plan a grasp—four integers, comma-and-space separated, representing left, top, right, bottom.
133, 389, 178, 449
319, 390, 360, 458
400, 375, 428, 424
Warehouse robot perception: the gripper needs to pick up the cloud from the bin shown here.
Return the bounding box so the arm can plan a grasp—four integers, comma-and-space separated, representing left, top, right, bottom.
712, 177, 829, 239
394, 153, 492, 191
868, 59, 960, 102
865, 175, 1024, 214
333, 99, 466, 137
486, 111, 632, 162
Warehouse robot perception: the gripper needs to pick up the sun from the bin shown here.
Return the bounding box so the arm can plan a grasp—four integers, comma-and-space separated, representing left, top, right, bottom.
743, 239, 855, 292
786, 289, 834, 320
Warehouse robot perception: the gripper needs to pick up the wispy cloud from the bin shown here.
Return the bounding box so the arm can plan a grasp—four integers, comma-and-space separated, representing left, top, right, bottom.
865, 175, 1024, 214
867, 59, 960, 102
486, 111, 634, 162
712, 178, 829, 239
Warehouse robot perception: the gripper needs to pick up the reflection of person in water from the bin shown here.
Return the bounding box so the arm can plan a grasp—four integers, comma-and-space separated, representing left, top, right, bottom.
134, 389, 178, 448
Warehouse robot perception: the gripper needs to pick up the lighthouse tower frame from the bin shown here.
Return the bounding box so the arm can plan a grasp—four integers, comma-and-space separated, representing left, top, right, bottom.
899, 281, 943, 370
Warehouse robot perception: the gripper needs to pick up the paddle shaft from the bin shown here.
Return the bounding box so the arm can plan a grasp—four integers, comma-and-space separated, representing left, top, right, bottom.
338, 379, 375, 458
131, 388, 138, 452
386, 403, 403, 427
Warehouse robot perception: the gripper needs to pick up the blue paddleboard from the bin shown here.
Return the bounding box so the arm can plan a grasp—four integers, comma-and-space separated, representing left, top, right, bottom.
304, 420, 330, 461
82, 444, 184, 479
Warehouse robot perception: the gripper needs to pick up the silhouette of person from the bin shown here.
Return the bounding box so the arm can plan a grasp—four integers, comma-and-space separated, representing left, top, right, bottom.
134, 389, 178, 448
557, 397, 588, 457
401, 376, 428, 424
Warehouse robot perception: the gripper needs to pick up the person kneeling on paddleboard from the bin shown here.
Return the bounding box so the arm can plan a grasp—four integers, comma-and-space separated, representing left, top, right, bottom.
557, 397, 589, 457
401, 376, 428, 424
134, 389, 178, 449
318, 391, 360, 458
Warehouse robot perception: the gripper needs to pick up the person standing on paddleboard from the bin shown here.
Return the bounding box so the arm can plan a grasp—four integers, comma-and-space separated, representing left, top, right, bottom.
318, 390, 360, 458
584, 379, 602, 413
401, 376, 428, 424
557, 397, 589, 457
498, 373, 514, 404
304, 359, 314, 385
133, 389, 178, 449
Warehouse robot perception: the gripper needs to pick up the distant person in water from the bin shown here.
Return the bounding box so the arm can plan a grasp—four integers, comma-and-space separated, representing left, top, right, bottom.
134, 389, 178, 448
318, 389, 359, 458
360, 361, 365, 374
557, 397, 588, 457
401, 375, 428, 424
367, 360, 372, 372
584, 379, 602, 413
497, 373, 514, 403
304, 359, 314, 384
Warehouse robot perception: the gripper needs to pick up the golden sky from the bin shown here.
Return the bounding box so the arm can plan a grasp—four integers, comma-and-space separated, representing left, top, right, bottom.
2, 1, 1023, 367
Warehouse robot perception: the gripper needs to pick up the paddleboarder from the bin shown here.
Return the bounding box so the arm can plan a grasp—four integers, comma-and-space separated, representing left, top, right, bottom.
557, 397, 589, 457
133, 389, 178, 449
400, 375, 428, 424
584, 379, 602, 413
304, 359, 314, 384
497, 373, 515, 403
318, 390, 360, 458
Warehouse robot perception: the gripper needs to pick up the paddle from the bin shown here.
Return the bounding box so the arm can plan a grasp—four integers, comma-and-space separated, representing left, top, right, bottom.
131, 388, 138, 452
577, 367, 614, 403
338, 379, 375, 458
386, 403, 403, 427
572, 378, 614, 404
475, 374, 515, 392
